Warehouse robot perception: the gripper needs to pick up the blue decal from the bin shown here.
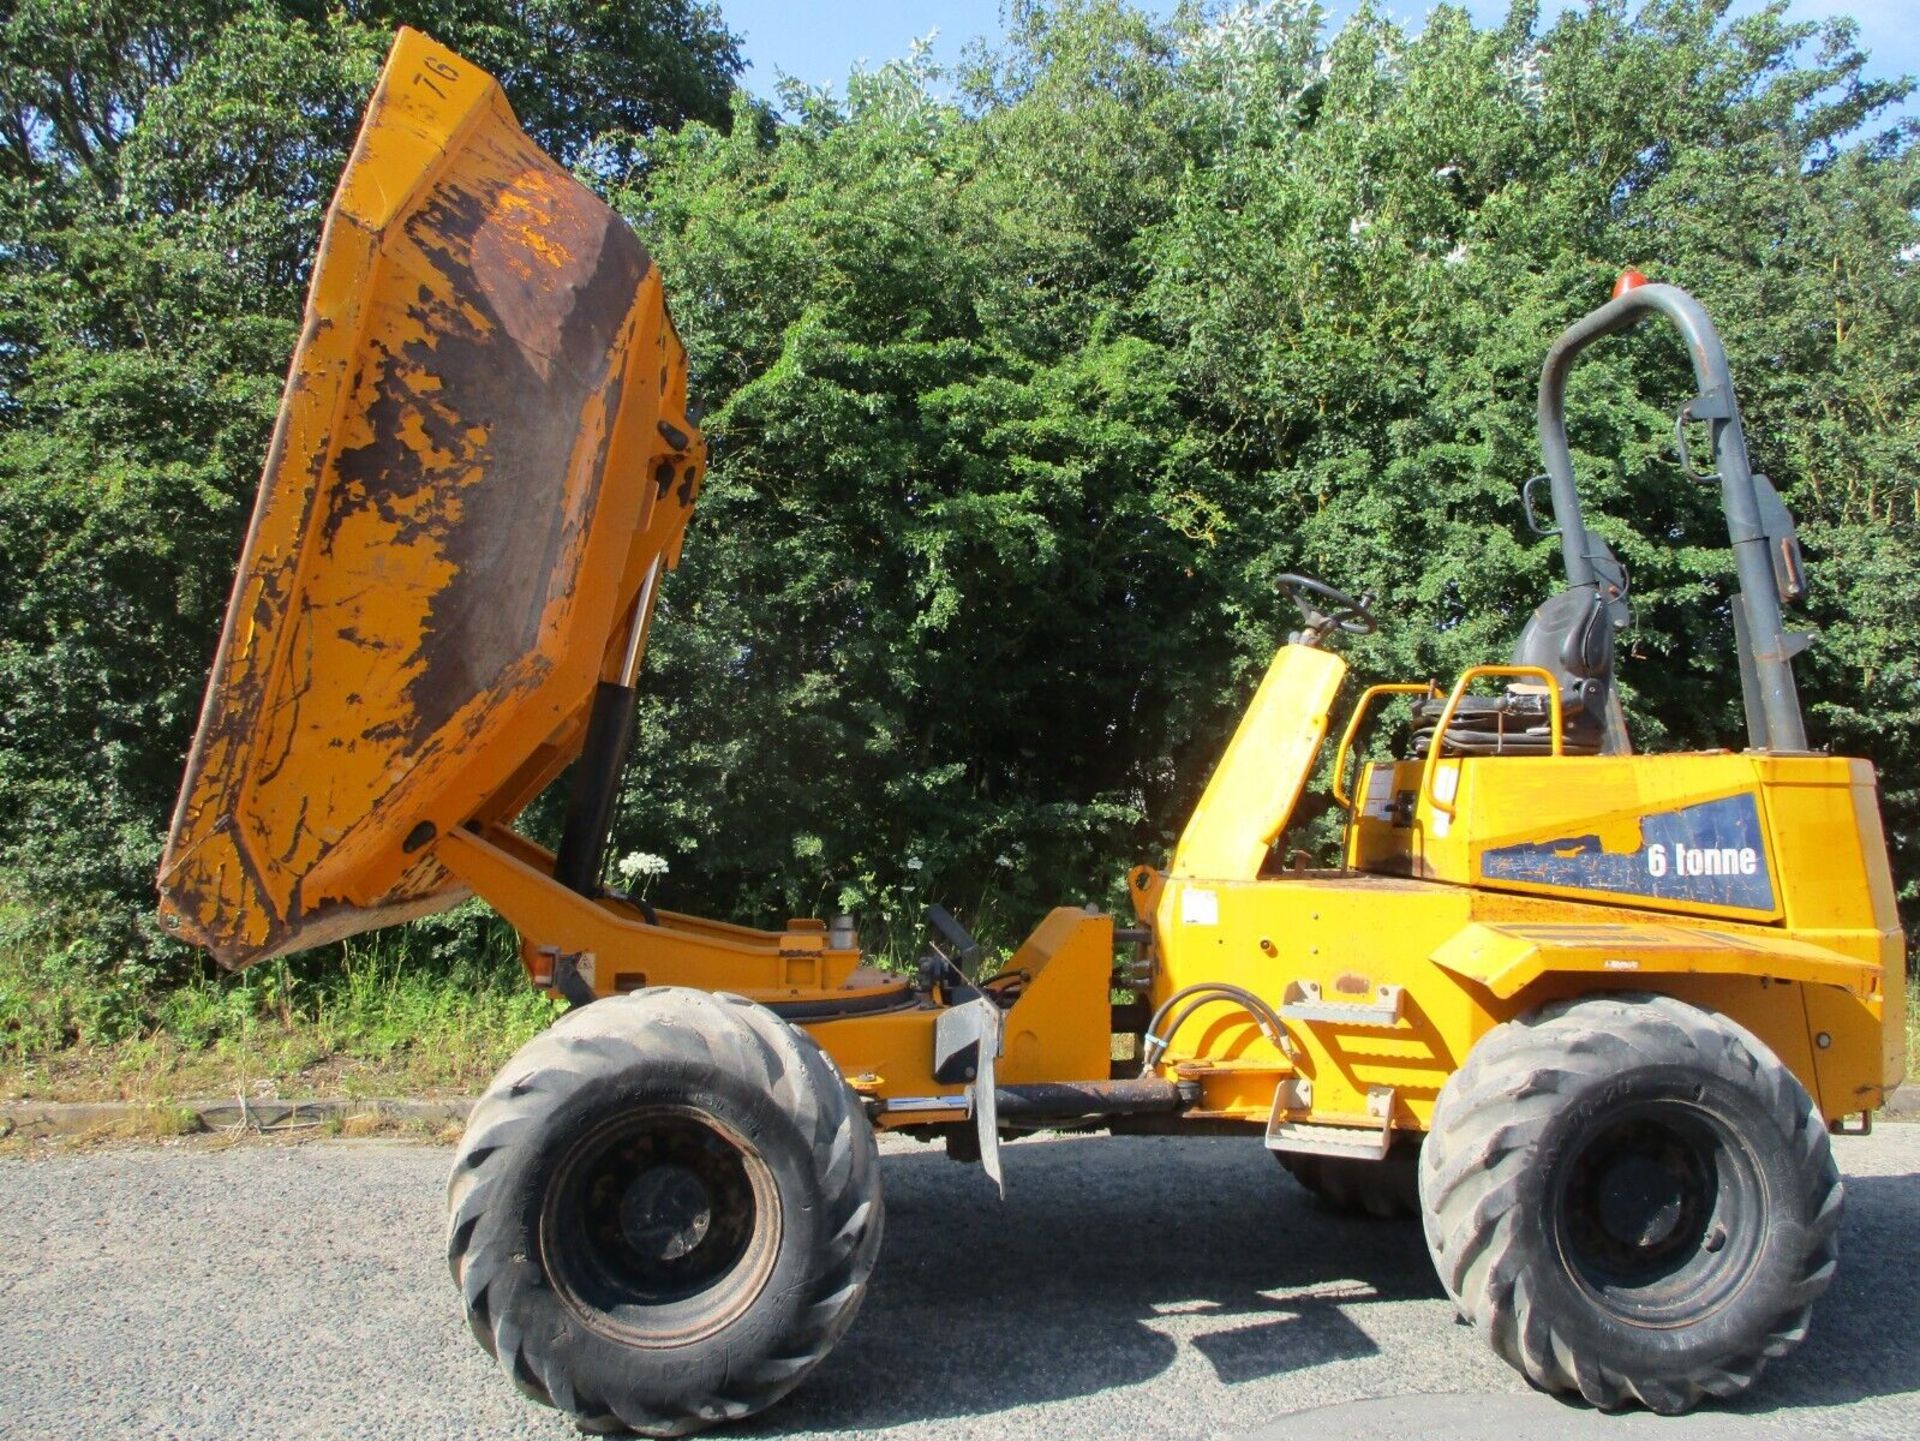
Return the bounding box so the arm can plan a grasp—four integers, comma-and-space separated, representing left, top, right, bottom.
1480, 793, 1774, 912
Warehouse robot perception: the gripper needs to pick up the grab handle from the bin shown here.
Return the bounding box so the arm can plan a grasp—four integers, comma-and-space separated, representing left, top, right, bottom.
1420, 666, 1564, 819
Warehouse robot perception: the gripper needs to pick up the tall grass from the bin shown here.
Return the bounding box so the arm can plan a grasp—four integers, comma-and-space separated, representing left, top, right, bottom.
0, 900, 559, 1101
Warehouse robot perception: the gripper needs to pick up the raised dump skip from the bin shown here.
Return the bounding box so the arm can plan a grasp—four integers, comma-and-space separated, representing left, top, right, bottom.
158, 29, 705, 969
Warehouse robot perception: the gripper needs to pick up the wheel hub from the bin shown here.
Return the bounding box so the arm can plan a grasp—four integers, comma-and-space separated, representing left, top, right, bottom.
1594, 1151, 1689, 1250
541, 1104, 783, 1347
620, 1163, 714, 1262
1553, 1102, 1765, 1326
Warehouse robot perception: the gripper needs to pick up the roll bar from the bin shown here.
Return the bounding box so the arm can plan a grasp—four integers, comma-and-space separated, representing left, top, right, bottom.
1536, 282, 1808, 752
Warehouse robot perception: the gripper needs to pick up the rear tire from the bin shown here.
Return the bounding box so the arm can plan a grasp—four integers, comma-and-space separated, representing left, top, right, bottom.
1419, 993, 1841, 1414
448, 988, 884, 1436
1278, 1148, 1420, 1219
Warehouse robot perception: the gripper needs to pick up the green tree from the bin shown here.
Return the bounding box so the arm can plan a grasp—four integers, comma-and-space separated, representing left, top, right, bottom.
619, 0, 1918, 951
1142, 0, 1920, 887
0, 0, 742, 973
3, 0, 1915, 993
612, 12, 1225, 948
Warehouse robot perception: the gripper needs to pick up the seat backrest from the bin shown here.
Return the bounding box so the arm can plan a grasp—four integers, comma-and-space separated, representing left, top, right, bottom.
1508, 584, 1629, 754
1509, 587, 1612, 710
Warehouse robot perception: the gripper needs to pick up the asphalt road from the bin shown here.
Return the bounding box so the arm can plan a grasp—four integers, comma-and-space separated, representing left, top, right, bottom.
1, 1128, 1916, 1441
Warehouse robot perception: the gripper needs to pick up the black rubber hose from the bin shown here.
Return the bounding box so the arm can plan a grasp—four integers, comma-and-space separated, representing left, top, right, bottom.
1158, 994, 1268, 1056
1145, 982, 1284, 1044
1150, 994, 1284, 1067
1140, 983, 1287, 1070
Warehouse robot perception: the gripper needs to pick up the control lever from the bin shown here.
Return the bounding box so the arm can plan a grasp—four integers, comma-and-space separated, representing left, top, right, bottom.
926, 904, 985, 973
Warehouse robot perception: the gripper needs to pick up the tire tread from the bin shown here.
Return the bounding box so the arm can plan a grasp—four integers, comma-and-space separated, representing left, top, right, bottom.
447, 989, 883, 1437
1419, 993, 1841, 1414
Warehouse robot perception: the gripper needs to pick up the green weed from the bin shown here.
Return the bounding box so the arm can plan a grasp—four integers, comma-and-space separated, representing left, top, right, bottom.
0, 901, 558, 1102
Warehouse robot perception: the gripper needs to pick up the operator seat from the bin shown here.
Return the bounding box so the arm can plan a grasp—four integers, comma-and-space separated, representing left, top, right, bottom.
1409, 588, 1617, 757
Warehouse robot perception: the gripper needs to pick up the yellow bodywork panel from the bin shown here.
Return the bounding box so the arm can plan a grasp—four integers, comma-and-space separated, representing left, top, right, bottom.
1343, 747, 1904, 1093
1146, 868, 1895, 1127
1348, 752, 1886, 930
807, 908, 1116, 1125
995, 908, 1115, 1086
1172, 644, 1347, 880
1430, 920, 1881, 1001
1134, 644, 1903, 1132
158, 29, 704, 968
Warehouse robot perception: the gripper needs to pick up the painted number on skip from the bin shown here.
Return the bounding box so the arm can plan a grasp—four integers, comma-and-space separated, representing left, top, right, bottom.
413, 56, 460, 99
1646, 843, 1759, 879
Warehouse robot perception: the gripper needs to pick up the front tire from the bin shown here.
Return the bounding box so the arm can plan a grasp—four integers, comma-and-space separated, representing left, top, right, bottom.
1419, 993, 1841, 1414
448, 988, 884, 1436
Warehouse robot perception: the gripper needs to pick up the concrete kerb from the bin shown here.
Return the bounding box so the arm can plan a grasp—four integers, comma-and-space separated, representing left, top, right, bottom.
3, 1087, 1913, 1141
0, 1096, 475, 1140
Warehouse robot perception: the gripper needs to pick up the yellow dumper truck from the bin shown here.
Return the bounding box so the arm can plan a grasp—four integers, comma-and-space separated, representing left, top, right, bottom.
159, 31, 1904, 1436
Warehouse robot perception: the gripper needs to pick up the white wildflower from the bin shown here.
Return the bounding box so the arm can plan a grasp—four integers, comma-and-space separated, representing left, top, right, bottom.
905, 856, 924, 872
617, 851, 669, 881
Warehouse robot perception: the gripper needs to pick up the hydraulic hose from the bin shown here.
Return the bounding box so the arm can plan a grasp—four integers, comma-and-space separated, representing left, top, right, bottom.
1140, 982, 1287, 1071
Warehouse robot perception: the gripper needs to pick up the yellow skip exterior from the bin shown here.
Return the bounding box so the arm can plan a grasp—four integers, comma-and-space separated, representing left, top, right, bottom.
158, 29, 704, 968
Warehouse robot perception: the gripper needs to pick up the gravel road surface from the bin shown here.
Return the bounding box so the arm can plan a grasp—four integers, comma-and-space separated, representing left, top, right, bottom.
2, 1128, 1916, 1440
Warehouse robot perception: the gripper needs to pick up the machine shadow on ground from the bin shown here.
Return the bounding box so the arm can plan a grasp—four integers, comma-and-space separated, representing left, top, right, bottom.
1723, 1170, 1920, 1419
745, 1138, 1920, 1437
753, 1134, 1445, 1434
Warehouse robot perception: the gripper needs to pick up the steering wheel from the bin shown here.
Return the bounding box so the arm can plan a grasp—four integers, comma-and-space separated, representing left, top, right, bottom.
1275, 572, 1378, 642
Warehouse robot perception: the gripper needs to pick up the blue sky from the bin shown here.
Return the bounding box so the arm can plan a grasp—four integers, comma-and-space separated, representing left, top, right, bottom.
719, 0, 1916, 129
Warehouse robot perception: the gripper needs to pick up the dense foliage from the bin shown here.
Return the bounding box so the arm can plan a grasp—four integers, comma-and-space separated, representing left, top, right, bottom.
621, 0, 1920, 951
1, 0, 1915, 993
0, 0, 742, 975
